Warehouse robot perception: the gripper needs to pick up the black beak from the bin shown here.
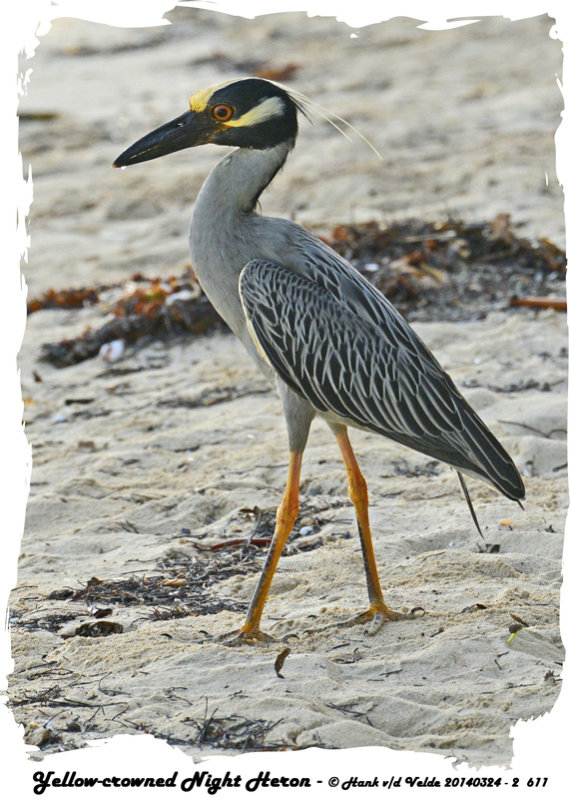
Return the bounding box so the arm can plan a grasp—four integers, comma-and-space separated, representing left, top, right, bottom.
113, 109, 213, 167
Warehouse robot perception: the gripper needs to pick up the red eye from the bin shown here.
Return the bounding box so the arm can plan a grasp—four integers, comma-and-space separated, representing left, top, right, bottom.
212, 104, 234, 121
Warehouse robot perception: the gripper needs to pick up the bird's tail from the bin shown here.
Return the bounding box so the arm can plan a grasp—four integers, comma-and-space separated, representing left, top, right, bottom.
454, 400, 525, 502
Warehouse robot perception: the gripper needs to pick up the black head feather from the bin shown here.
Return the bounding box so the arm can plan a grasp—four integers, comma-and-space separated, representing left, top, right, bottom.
208, 79, 299, 149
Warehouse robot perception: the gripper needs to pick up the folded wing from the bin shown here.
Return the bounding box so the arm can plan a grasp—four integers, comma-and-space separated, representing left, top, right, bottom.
239, 257, 525, 501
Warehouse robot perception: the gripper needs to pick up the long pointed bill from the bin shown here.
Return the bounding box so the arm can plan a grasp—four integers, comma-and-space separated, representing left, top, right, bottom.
113, 110, 213, 167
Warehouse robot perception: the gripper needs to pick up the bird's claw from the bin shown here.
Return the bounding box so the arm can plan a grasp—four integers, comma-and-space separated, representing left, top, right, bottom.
343, 604, 424, 635
216, 627, 276, 647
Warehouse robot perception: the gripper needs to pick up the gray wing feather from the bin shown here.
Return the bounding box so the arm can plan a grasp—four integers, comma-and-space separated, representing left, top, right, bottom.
239, 255, 525, 501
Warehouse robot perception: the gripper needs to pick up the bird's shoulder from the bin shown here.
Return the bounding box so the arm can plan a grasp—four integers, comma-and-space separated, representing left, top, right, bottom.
249, 217, 443, 374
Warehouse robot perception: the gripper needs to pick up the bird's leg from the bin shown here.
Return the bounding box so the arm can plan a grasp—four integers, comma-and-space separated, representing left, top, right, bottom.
220, 450, 302, 645
335, 428, 406, 631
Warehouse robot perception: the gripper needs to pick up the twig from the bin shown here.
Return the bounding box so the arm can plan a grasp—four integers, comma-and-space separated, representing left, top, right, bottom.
498, 420, 566, 439
510, 296, 566, 312
194, 537, 272, 551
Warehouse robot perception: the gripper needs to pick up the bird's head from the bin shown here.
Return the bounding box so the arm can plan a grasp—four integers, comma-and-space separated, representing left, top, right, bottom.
113, 78, 301, 168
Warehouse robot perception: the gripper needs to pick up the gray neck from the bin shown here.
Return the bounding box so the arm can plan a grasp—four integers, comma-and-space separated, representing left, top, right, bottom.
194, 140, 293, 217
188, 140, 293, 349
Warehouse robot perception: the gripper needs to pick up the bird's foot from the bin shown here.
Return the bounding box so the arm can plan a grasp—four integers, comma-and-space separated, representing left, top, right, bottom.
343, 603, 424, 636
216, 625, 276, 647
302, 602, 424, 637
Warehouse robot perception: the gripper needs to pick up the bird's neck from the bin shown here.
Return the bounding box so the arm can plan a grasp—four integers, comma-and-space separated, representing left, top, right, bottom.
188, 139, 295, 349
195, 139, 294, 216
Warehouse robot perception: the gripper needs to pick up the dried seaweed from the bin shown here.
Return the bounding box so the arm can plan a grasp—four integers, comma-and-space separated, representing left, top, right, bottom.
13, 502, 346, 633
67, 571, 248, 618
70, 620, 124, 638
321, 214, 566, 322
11, 612, 77, 633
39, 271, 224, 367
27, 286, 100, 313
34, 215, 566, 368
187, 503, 346, 557
183, 701, 284, 751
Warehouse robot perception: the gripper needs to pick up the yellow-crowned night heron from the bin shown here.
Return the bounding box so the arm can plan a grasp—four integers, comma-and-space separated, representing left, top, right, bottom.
114, 78, 525, 643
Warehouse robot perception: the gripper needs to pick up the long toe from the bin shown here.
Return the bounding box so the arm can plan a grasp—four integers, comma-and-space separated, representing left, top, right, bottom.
343, 603, 424, 635
216, 627, 276, 647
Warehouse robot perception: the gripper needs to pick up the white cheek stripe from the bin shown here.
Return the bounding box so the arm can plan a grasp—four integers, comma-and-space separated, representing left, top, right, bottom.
225, 96, 285, 128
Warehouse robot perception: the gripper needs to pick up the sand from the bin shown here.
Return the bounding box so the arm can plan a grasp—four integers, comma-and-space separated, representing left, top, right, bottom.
9, 8, 566, 773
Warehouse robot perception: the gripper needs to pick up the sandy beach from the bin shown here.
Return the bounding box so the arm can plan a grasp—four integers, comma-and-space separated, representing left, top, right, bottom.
9, 7, 566, 775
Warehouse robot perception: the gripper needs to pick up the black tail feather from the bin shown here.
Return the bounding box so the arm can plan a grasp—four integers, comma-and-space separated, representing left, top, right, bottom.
457, 471, 484, 540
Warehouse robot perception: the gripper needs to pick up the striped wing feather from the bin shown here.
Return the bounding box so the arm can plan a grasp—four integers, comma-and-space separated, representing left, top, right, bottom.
239, 257, 524, 501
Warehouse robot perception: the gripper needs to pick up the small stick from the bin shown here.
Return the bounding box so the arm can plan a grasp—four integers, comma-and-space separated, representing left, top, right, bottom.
194, 537, 272, 552
510, 296, 566, 312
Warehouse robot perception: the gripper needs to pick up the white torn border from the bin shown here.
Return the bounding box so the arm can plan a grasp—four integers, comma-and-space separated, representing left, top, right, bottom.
1, 0, 568, 796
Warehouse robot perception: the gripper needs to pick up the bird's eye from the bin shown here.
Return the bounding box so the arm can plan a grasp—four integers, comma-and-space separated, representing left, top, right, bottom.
212, 104, 234, 122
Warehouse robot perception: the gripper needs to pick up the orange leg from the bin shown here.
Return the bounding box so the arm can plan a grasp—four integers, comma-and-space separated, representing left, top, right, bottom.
223, 450, 303, 644
335, 428, 404, 627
